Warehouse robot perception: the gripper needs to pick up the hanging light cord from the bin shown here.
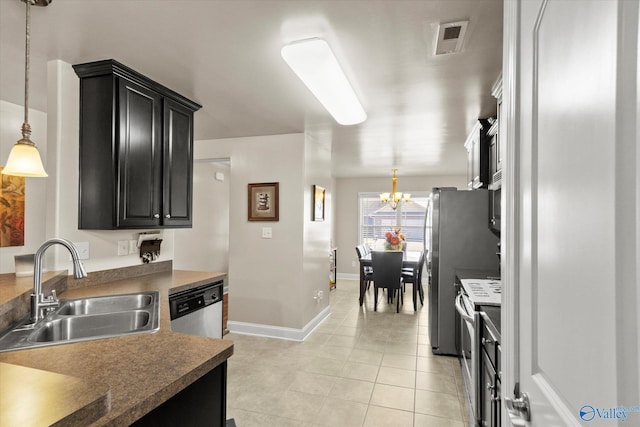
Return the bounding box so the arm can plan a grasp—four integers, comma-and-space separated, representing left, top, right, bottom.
21, 0, 33, 144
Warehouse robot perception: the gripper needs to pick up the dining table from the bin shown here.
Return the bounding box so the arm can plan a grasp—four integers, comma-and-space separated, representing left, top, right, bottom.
358, 250, 425, 310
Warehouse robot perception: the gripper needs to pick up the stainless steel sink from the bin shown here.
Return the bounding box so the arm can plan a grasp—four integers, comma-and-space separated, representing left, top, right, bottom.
28, 310, 152, 343
56, 293, 154, 315
0, 291, 160, 352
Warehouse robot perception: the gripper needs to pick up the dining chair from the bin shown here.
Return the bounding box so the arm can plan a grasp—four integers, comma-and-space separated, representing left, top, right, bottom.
355, 245, 373, 290
371, 250, 404, 313
363, 242, 372, 255
401, 249, 426, 311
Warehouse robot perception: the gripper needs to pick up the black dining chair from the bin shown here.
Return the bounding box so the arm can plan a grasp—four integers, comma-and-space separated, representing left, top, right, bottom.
371, 251, 404, 313
355, 245, 373, 290
363, 242, 372, 255
402, 249, 426, 311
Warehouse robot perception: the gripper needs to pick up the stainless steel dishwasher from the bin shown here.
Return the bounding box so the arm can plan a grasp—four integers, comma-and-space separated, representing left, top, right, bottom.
169, 280, 223, 339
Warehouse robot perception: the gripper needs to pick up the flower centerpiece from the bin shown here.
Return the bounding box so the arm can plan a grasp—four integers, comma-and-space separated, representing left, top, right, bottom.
384, 228, 406, 251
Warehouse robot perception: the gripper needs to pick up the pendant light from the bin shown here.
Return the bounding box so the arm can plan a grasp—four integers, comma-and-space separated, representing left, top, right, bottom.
1, 0, 49, 177
379, 168, 410, 210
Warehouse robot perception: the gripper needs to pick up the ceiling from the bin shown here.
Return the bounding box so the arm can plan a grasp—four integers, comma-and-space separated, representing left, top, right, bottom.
0, 0, 503, 178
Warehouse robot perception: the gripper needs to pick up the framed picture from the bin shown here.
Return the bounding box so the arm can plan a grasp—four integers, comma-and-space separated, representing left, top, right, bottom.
0, 166, 26, 247
248, 182, 279, 221
313, 185, 325, 221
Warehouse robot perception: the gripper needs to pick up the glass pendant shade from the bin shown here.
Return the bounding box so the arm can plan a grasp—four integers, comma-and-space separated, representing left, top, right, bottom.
2, 139, 48, 177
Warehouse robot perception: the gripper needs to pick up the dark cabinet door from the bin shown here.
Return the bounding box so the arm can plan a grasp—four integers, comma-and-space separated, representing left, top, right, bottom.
162, 98, 193, 227
117, 78, 163, 228
489, 127, 498, 181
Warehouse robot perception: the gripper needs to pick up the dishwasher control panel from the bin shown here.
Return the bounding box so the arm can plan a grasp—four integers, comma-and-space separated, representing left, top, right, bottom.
169, 281, 223, 320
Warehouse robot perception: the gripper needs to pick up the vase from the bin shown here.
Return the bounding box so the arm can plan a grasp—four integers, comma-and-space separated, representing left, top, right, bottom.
384, 242, 403, 251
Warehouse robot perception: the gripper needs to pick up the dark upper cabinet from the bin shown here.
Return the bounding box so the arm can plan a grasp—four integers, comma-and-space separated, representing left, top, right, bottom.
73, 59, 201, 230
489, 75, 503, 190
464, 119, 491, 189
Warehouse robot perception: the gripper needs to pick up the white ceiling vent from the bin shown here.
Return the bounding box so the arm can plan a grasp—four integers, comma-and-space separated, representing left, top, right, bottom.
434, 20, 469, 55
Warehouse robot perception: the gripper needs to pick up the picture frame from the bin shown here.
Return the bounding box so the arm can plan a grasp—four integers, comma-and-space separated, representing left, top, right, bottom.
248, 182, 279, 221
313, 185, 325, 221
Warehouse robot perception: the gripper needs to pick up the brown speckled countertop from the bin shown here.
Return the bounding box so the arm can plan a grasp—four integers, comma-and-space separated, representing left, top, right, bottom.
0, 268, 233, 426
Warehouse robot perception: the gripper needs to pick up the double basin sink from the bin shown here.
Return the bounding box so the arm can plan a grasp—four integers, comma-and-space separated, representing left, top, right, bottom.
0, 292, 160, 352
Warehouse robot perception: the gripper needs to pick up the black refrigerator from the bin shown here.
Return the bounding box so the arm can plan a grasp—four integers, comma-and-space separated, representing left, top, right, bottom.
426, 188, 499, 355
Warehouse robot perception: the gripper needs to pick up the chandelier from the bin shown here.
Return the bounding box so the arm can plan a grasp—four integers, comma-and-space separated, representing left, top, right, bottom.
379, 168, 410, 210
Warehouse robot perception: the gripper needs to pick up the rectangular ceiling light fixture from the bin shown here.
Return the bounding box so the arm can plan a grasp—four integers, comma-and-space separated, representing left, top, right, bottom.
281, 38, 367, 125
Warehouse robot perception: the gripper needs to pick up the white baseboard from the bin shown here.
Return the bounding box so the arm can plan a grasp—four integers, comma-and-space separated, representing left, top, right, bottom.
227, 305, 331, 342
337, 273, 359, 281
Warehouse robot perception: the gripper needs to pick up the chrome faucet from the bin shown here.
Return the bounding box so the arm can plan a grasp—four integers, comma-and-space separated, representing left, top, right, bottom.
31, 238, 88, 322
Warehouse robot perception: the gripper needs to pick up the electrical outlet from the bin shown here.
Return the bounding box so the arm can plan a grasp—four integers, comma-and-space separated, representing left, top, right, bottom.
128, 240, 137, 254
117, 240, 128, 256
262, 227, 272, 239
352, 261, 357, 267
73, 242, 90, 260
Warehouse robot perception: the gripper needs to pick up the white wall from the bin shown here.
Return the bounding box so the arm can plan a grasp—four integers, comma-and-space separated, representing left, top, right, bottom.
173, 161, 230, 273
0, 101, 48, 272
301, 133, 332, 327
195, 133, 331, 332
334, 175, 467, 277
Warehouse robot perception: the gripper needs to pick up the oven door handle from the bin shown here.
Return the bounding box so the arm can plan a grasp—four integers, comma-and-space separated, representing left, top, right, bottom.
455, 293, 475, 323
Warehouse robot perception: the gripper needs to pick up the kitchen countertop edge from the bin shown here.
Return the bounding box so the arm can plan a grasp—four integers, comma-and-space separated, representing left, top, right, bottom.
0, 269, 233, 426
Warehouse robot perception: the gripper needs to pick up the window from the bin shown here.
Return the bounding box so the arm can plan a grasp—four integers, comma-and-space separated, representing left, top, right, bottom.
358, 192, 430, 250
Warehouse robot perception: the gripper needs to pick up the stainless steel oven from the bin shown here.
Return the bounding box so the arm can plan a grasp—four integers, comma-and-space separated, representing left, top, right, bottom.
455, 277, 501, 424
455, 288, 479, 421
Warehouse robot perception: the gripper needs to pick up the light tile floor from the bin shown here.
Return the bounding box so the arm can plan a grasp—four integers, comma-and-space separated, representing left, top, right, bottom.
224, 279, 470, 426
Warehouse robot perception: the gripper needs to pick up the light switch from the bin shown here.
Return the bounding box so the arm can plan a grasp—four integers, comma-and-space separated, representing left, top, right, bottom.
262, 227, 273, 239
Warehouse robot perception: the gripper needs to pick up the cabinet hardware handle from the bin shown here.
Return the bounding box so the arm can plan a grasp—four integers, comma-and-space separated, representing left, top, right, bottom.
165, 214, 171, 218
482, 337, 493, 345
154, 214, 160, 218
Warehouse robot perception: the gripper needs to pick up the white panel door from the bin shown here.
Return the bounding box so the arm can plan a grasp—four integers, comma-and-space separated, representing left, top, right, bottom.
503, 0, 639, 426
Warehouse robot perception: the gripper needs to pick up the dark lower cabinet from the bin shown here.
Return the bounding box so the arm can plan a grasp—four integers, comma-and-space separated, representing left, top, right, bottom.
132, 361, 227, 427
480, 313, 501, 427
74, 59, 201, 230
481, 346, 501, 426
